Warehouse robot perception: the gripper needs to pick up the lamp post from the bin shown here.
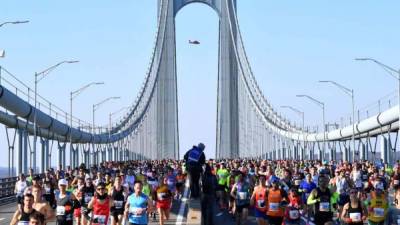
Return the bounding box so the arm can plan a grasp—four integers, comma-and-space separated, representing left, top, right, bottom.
296, 94, 326, 161
70, 82, 104, 166
0, 20, 29, 28
92, 97, 120, 165
1, 20, 29, 59
34, 60, 79, 171
355, 58, 400, 163
319, 80, 355, 162
108, 107, 129, 161
280, 105, 305, 132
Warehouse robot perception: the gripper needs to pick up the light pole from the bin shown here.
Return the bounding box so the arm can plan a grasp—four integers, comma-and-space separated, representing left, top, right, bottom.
0, 20, 29, 28
92, 97, 121, 135
34, 60, 79, 171
92, 97, 120, 165
70, 82, 104, 164
280, 105, 304, 132
109, 107, 129, 136
1, 20, 29, 59
355, 58, 400, 163
296, 94, 326, 161
320, 80, 355, 162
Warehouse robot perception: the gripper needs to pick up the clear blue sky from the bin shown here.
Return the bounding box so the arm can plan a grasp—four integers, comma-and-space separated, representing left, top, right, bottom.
0, 1, 399, 166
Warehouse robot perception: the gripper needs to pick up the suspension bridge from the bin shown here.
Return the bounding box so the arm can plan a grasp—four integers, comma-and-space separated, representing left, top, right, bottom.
0, 0, 399, 224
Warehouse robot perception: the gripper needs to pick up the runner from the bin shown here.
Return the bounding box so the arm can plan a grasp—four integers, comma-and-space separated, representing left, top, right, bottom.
155, 176, 172, 225
341, 188, 367, 225
230, 172, 251, 225
87, 182, 114, 225
124, 181, 154, 225
366, 179, 388, 225
250, 175, 267, 225
10, 194, 37, 225
266, 177, 287, 225
31, 184, 55, 222
110, 175, 127, 225
308, 175, 334, 225
55, 179, 75, 225
28, 211, 46, 225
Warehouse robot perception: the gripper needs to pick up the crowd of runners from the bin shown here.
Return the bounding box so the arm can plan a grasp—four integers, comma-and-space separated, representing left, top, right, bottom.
7, 149, 400, 225
206, 159, 400, 225
11, 160, 187, 225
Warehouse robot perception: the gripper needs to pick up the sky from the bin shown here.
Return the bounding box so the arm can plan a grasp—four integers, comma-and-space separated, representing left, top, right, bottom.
0, 1, 399, 168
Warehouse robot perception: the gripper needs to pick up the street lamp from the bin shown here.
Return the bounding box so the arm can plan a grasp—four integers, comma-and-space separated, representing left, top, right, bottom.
280, 105, 305, 132
319, 80, 355, 162
1, 20, 29, 59
355, 58, 400, 162
108, 106, 129, 140
0, 20, 29, 28
296, 94, 326, 161
33, 60, 79, 171
92, 96, 121, 134
70, 82, 104, 149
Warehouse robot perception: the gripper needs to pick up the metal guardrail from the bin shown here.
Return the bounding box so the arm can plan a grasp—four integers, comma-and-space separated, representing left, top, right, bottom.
0, 176, 17, 205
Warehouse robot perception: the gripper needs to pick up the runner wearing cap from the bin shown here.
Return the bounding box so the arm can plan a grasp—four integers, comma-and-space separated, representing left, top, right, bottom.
55, 179, 75, 225
366, 180, 388, 225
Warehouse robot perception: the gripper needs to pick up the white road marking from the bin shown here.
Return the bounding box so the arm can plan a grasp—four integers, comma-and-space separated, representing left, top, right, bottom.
0, 218, 4, 221
176, 179, 190, 225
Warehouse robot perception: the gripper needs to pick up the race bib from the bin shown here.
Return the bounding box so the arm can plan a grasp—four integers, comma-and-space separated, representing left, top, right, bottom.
355, 180, 362, 188
45, 187, 51, 194
349, 212, 361, 222
373, 208, 384, 217
56, 206, 66, 216
319, 202, 330, 212
238, 192, 247, 200
157, 193, 167, 200
257, 200, 265, 208
94, 215, 106, 225
394, 180, 399, 185
167, 180, 174, 186
130, 207, 144, 217
363, 174, 368, 180
17, 222, 29, 225
294, 180, 301, 186
289, 210, 299, 219
114, 200, 123, 209
84, 195, 92, 203
269, 202, 279, 211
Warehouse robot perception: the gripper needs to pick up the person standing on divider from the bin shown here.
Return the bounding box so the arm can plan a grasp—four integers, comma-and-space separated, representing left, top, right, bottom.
184, 143, 206, 199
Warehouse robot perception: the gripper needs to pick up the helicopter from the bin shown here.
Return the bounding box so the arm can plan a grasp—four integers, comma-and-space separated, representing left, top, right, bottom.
188, 40, 200, 45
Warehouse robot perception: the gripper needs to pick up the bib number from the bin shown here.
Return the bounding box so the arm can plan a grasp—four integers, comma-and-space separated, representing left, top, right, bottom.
238, 192, 247, 200
373, 208, 384, 217
157, 193, 167, 200
257, 200, 265, 209
289, 210, 299, 219
114, 200, 123, 209
130, 207, 145, 217
56, 206, 66, 216
394, 180, 399, 185
94, 215, 106, 225
269, 202, 279, 211
84, 195, 92, 203
319, 202, 330, 212
349, 212, 361, 222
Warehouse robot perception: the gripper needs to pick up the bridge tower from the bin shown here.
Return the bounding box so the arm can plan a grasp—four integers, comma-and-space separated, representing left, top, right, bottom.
156, 0, 239, 159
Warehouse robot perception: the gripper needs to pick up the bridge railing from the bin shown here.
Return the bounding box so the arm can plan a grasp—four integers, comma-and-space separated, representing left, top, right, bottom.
0, 176, 17, 205
0, 66, 92, 130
